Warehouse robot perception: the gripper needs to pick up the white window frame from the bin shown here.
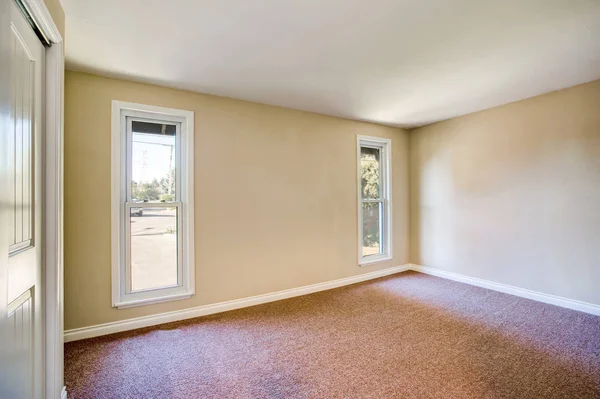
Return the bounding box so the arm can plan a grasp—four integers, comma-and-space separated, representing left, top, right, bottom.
357, 135, 392, 266
111, 101, 195, 308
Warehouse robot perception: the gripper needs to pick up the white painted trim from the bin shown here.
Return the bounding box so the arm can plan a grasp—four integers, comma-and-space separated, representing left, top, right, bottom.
357, 135, 392, 266
19, 0, 66, 397
114, 293, 192, 309
64, 263, 600, 342
65, 264, 410, 342
110, 101, 122, 308
111, 101, 195, 308
359, 255, 393, 266
45, 39, 64, 399
61, 386, 67, 399
20, 0, 61, 43
409, 264, 600, 316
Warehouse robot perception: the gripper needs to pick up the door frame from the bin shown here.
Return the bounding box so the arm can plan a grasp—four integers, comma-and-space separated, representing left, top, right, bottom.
17, 0, 65, 398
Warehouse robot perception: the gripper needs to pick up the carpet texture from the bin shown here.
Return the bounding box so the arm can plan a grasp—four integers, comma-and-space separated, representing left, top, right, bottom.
65, 271, 600, 398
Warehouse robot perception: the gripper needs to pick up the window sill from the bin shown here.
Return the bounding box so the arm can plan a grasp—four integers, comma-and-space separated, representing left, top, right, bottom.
114, 292, 193, 309
359, 255, 393, 267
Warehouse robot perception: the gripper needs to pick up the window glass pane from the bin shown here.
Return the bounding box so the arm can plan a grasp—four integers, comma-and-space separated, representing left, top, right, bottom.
362, 202, 383, 256
130, 206, 178, 292
131, 121, 176, 202
361, 146, 380, 199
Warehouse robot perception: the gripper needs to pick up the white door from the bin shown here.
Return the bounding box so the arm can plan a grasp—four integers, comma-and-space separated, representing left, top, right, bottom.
0, 0, 45, 397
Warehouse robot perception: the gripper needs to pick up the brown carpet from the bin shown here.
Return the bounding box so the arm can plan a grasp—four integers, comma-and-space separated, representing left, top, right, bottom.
65, 271, 600, 398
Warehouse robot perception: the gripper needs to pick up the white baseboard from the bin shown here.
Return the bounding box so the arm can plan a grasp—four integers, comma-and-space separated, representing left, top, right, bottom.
409, 264, 600, 316
64, 263, 600, 342
61, 386, 67, 399
64, 264, 410, 342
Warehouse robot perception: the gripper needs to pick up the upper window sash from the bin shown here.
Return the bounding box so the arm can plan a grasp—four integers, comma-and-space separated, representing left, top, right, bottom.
125, 116, 182, 204
360, 144, 385, 201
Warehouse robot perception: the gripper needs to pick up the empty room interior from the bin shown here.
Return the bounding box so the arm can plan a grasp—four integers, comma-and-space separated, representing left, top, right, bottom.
0, 0, 599, 398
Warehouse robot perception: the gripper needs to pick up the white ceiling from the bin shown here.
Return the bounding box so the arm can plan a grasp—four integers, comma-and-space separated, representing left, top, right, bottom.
61, 0, 600, 128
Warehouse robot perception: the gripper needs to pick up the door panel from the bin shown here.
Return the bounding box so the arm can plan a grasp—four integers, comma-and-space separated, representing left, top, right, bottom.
9, 23, 34, 252
6, 289, 33, 398
7, 6, 41, 303
8, 18, 35, 256
1, 0, 45, 397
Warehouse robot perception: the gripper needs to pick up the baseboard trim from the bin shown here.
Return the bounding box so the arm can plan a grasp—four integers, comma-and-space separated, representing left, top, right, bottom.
409, 264, 600, 316
64, 264, 410, 342
61, 386, 67, 399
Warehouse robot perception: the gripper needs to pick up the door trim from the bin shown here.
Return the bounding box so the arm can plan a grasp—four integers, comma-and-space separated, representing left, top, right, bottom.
45, 39, 65, 399
19, 0, 61, 42
19, 0, 64, 397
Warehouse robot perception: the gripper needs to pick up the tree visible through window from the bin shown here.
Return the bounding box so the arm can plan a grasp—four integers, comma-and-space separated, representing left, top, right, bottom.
361, 147, 381, 254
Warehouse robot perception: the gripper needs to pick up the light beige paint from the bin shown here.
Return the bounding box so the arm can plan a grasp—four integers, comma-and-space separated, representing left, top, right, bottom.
64, 71, 410, 330
410, 79, 600, 305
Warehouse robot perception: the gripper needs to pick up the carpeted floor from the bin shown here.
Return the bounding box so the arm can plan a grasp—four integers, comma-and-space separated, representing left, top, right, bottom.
65, 271, 600, 398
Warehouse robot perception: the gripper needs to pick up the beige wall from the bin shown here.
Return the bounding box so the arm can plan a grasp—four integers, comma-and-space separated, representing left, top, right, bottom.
64, 71, 410, 330
410, 80, 600, 305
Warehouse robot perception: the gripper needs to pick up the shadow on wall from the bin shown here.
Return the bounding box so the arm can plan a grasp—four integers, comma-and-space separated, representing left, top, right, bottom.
409, 82, 600, 304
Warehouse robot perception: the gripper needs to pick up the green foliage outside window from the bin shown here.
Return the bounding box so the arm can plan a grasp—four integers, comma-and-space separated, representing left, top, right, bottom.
132, 169, 175, 202
361, 149, 381, 249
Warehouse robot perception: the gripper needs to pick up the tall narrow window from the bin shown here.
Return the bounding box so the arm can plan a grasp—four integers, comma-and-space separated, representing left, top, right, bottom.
112, 101, 194, 308
357, 136, 391, 265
